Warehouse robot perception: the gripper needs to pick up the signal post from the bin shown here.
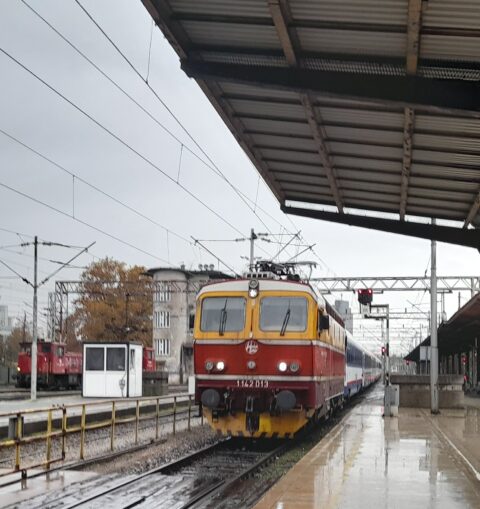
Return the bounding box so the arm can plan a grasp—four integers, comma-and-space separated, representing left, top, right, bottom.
358, 289, 393, 417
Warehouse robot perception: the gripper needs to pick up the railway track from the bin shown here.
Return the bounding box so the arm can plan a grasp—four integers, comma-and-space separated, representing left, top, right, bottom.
0, 389, 81, 401
4, 386, 374, 509
14, 438, 287, 509
0, 405, 199, 475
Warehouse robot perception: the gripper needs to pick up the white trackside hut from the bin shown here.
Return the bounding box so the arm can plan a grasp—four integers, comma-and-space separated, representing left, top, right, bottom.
82, 342, 143, 398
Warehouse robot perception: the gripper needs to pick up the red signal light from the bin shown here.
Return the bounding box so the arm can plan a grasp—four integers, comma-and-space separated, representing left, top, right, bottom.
358, 288, 373, 305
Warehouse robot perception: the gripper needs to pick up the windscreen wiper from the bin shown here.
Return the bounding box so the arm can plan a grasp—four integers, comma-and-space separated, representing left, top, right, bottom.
280, 307, 291, 336
219, 300, 228, 336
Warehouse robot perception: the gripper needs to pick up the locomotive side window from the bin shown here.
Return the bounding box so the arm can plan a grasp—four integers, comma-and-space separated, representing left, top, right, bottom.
85, 347, 104, 371
260, 297, 307, 333
57, 346, 64, 357
107, 347, 126, 371
200, 297, 246, 333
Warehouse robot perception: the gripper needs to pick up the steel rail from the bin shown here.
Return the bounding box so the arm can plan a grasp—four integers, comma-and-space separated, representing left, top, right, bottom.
61, 440, 230, 509
178, 441, 290, 509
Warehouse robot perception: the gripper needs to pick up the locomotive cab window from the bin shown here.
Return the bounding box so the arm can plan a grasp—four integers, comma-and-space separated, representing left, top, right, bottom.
260, 297, 307, 333
200, 297, 246, 333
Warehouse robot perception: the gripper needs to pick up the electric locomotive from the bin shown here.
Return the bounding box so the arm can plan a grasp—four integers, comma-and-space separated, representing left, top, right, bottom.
193, 262, 346, 438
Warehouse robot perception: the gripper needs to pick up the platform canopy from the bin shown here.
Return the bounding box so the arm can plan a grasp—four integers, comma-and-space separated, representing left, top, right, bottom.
405, 292, 480, 362
142, 0, 480, 248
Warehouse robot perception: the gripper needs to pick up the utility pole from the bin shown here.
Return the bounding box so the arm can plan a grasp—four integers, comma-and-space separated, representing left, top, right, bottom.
31, 236, 38, 401
384, 305, 391, 417
22, 312, 26, 342
430, 219, 439, 414
249, 228, 257, 270
125, 292, 130, 340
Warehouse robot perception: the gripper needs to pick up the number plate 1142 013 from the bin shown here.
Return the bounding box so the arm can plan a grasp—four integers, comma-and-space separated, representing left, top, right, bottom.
235, 379, 269, 388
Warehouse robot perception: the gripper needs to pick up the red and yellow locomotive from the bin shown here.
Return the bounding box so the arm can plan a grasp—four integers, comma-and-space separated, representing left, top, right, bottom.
194, 262, 346, 438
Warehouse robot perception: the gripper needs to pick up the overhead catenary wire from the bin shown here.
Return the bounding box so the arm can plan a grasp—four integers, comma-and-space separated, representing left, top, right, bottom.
0, 127, 191, 246
0, 180, 172, 265
19, 0, 279, 252
0, 46, 248, 242
16, 0, 303, 266
71, 0, 282, 241
10, 2, 327, 271
0, 180, 238, 278
0, 128, 237, 275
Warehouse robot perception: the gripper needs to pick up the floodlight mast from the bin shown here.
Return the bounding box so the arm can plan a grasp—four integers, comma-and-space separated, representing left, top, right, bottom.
431, 220, 439, 414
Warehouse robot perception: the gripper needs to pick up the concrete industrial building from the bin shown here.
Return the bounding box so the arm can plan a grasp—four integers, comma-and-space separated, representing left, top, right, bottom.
334, 300, 353, 334
147, 266, 231, 384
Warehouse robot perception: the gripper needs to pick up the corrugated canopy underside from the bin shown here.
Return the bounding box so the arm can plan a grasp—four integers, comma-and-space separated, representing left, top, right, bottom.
143, 0, 480, 228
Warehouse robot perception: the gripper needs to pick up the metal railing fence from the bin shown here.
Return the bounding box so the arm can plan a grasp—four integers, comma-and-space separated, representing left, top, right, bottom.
0, 393, 200, 478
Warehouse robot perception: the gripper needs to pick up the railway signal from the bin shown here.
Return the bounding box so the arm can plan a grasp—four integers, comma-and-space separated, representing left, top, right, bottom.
357, 288, 373, 305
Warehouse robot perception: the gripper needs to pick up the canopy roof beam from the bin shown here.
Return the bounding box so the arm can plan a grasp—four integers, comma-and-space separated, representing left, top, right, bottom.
400, 0, 424, 220
181, 61, 480, 116
282, 204, 480, 250
268, 0, 344, 212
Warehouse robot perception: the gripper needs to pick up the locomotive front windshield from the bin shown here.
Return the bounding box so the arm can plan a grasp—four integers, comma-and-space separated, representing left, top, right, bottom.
201, 297, 246, 333
260, 297, 307, 333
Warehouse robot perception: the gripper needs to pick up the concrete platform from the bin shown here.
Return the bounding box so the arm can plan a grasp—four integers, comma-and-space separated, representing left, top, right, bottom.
254, 386, 480, 509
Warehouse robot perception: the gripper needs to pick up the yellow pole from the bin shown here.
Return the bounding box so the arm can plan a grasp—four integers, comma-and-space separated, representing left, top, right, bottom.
155, 398, 159, 440
173, 396, 177, 435
80, 404, 86, 460
135, 400, 139, 444
14, 414, 21, 471
111, 401, 116, 451
61, 407, 67, 460
46, 409, 52, 469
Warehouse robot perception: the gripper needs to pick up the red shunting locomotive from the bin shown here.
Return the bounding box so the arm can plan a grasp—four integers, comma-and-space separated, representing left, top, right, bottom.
16, 341, 82, 389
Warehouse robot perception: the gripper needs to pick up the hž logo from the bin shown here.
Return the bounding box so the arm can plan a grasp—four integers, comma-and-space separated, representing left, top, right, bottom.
245, 340, 258, 355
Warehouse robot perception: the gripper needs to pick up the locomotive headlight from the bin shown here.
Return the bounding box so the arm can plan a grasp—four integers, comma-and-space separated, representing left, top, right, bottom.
17, 366, 20, 372
278, 361, 288, 372
216, 361, 225, 371
205, 360, 214, 371
290, 362, 300, 373
248, 279, 259, 298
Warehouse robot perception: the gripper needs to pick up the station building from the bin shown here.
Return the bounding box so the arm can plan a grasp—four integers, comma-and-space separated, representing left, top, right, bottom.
405, 293, 480, 391
147, 266, 231, 384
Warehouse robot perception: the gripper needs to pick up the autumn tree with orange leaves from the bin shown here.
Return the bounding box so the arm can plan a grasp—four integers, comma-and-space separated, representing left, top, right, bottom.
73, 258, 152, 346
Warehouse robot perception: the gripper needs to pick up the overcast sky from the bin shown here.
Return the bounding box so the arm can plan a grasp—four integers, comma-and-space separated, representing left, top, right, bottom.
1, 0, 479, 354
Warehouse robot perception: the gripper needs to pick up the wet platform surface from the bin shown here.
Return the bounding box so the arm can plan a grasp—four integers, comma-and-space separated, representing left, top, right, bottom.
254, 386, 480, 509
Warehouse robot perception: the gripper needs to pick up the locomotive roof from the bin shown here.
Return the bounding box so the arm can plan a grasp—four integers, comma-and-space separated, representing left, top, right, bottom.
198, 278, 324, 305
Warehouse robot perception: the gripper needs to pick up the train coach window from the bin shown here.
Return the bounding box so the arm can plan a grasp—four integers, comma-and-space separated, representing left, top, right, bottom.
107, 347, 126, 371
85, 347, 104, 371
260, 297, 307, 333
201, 297, 246, 333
